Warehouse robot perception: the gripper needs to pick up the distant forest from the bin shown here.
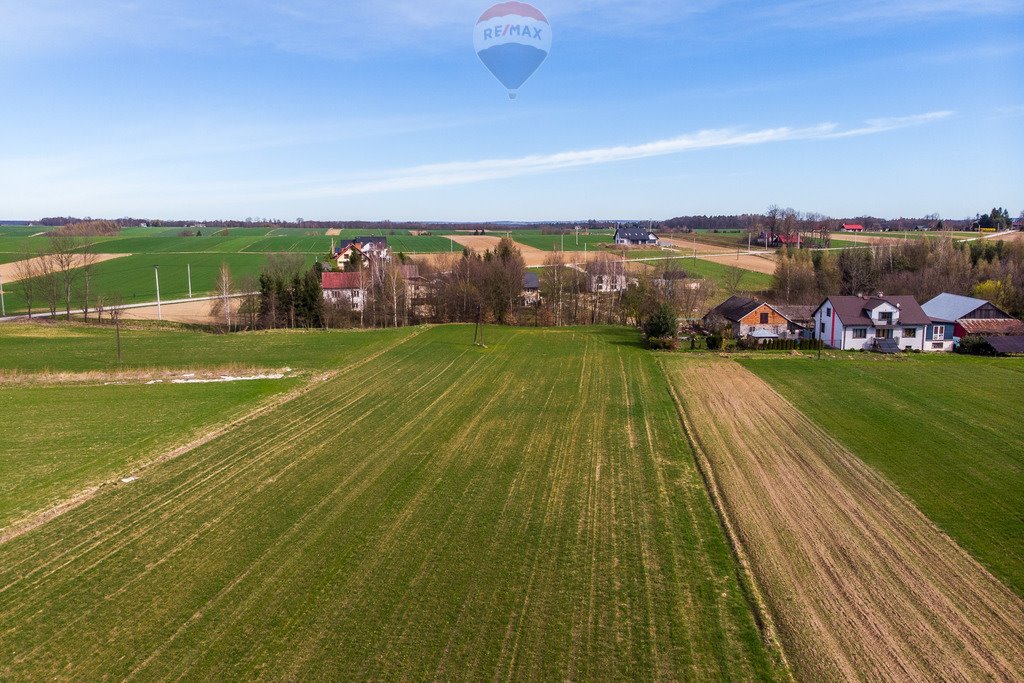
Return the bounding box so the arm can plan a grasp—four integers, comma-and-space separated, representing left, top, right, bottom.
28, 208, 1017, 233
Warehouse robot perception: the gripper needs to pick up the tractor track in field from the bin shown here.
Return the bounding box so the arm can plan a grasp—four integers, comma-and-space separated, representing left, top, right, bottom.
663, 359, 1024, 681
0, 327, 426, 551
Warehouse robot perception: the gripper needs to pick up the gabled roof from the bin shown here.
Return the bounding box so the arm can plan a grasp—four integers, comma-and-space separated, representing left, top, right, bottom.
817, 295, 934, 326
959, 318, 1024, 336
706, 295, 761, 322
522, 272, 540, 289
841, 224, 865, 231
922, 293, 1007, 321
399, 264, 421, 279
321, 272, 363, 290
615, 226, 657, 241
777, 233, 802, 244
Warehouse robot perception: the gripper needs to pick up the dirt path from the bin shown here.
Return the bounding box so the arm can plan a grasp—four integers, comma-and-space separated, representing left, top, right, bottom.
664, 359, 1024, 682
325, 229, 342, 236
0, 254, 129, 284
119, 298, 239, 325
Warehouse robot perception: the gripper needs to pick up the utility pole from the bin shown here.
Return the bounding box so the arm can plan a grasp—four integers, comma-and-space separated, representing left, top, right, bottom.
561, 233, 564, 252
154, 266, 162, 321
187, 264, 193, 299
0, 273, 5, 318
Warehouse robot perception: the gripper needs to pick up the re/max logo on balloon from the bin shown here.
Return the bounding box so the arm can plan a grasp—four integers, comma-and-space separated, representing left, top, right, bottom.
474, 2, 552, 100
480, 24, 544, 42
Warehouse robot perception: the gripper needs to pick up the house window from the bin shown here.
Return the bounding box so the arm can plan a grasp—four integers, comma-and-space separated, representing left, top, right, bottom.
879, 311, 893, 324
826, 307, 832, 318
903, 328, 917, 338
820, 322, 826, 334
759, 312, 769, 325
932, 342, 944, 349
933, 326, 946, 340
877, 329, 893, 339
852, 328, 868, 339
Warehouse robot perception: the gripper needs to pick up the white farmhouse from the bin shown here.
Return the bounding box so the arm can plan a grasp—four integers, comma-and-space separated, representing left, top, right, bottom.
813, 295, 955, 352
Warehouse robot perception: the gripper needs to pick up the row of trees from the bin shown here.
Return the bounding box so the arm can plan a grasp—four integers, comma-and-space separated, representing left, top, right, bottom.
771, 236, 1024, 317
10, 237, 102, 319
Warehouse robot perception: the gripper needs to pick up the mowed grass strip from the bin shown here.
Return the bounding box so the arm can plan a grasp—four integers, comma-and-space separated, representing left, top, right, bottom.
663, 358, 1024, 681
0, 326, 781, 680
0, 380, 298, 531
741, 354, 1024, 595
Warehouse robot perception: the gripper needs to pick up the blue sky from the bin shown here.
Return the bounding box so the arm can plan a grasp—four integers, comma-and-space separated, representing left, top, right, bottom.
1, 0, 1021, 221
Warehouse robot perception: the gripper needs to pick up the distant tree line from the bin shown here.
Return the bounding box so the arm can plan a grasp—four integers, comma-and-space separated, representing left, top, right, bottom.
772, 235, 1024, 317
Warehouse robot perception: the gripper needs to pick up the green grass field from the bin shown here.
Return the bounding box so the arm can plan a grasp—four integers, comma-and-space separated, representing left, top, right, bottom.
0, 323, 411, 372
0, 380, 297, 530
511, 233, 616, 251
741, 354, 1024, 595
652, 257, 773, 292
0, 325, 782, 680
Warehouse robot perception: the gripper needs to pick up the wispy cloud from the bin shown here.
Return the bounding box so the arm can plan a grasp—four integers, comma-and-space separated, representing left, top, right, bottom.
268, 111, 953, 198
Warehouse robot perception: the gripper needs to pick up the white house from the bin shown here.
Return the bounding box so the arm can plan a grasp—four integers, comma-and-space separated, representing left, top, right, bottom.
613, 225, 659, 246
322, 271, 366, 311
813, 295, 955, 352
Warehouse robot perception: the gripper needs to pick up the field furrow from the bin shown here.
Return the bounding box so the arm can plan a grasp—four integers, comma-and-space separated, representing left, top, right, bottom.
0, 327, 782, 681
663, 359, 1024, 681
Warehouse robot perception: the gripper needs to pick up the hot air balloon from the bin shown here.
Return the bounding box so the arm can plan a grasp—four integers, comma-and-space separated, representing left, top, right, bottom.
474, 2, 551, 99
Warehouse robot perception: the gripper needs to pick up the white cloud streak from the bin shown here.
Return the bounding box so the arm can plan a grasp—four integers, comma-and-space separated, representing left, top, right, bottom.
272, 111, 953, 199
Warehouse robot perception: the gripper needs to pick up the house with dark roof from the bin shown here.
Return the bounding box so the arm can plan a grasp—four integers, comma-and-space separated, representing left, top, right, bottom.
704, 296, 808, 341
813, 295, 954, 352
333, 237, 390, 267
614, 225, 658, 246
922, 293, 1022, 340
522, 272, 541, 304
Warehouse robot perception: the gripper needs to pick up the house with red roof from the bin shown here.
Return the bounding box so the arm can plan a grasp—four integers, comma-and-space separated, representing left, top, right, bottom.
813, 295, 955, 352
322, 271, 366, 311
841, 224, 865, 232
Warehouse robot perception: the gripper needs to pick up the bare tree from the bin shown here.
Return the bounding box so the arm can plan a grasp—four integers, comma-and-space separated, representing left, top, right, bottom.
13, 252, 41, 317
723, 266, 745, 295
211, 262, 235, 331
49, 235, 82, 320
108, 297, 125, 364
79, 250, 99, 320
237, 275, 260, 330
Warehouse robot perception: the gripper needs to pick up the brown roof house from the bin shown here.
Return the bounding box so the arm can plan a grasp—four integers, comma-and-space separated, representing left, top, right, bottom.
704, 296, 809, 341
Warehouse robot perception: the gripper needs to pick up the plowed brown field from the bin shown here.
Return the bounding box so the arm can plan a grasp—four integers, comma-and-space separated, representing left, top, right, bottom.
664, 359, 1024, 682
0, 254, 129, 284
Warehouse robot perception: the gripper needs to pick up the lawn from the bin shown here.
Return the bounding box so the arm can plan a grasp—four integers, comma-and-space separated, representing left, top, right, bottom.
0, 379, 297, 531
0, 325, 783, 680
741, 354, 1024, 595
511, 233, 616, 251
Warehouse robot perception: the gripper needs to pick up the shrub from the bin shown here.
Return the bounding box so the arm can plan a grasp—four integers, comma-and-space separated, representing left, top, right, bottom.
646, 336, 679, 350
643, 304, 678, 341
957, 335, 997, 357
706, 333, 724, 350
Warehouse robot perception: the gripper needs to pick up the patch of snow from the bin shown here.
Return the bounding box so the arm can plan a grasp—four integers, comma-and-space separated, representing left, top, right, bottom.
145, 380, 164, 385
171, 373, 286, 384
120, 477, 138, 484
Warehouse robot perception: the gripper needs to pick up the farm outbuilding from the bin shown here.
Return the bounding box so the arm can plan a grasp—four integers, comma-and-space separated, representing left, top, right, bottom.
704, 296, 807, 341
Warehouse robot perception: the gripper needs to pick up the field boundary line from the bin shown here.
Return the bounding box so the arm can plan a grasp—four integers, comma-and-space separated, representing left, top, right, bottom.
0, 327, 428, 548
658, 357, 795, 681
